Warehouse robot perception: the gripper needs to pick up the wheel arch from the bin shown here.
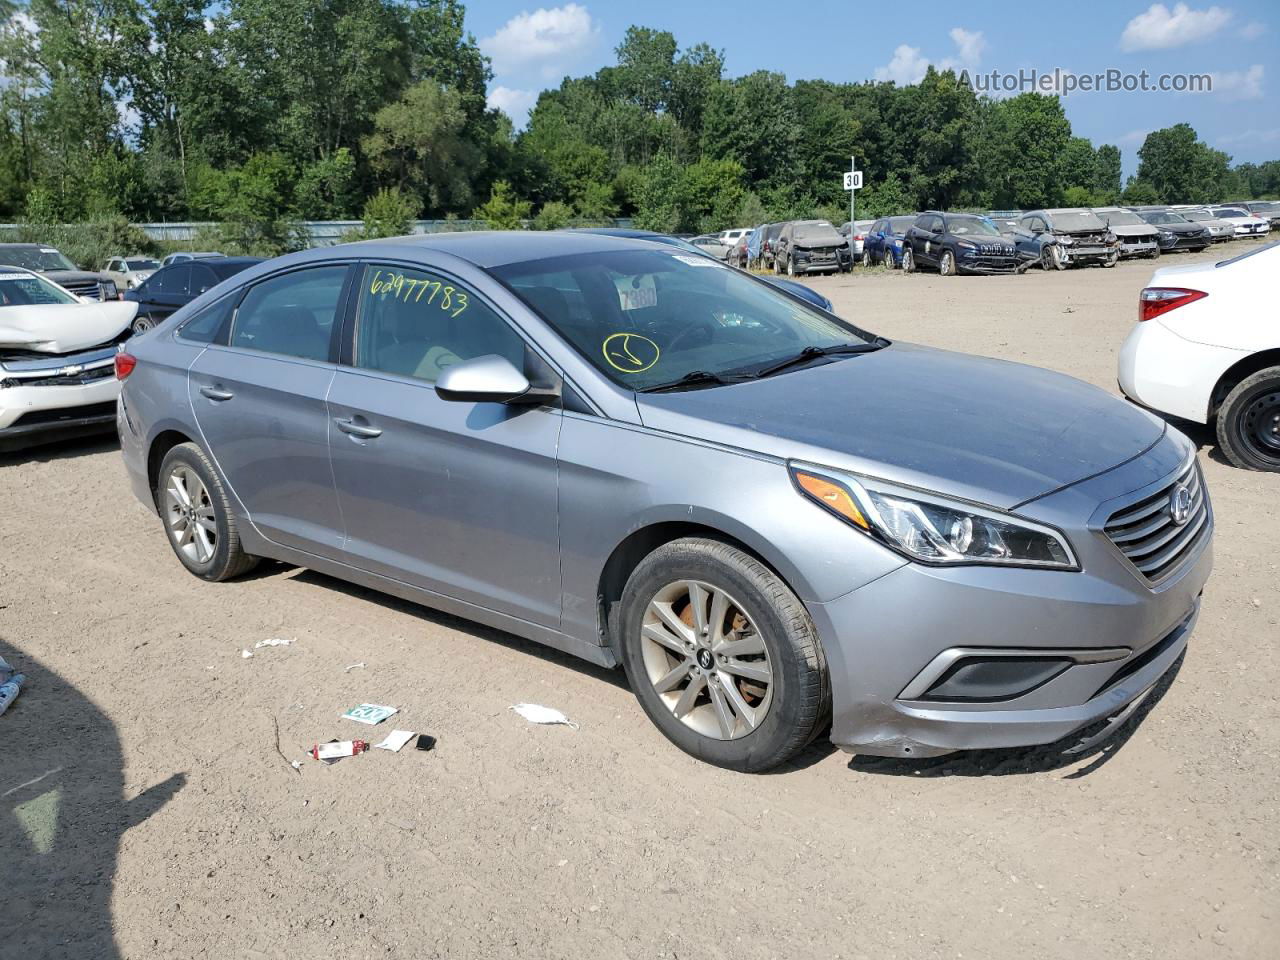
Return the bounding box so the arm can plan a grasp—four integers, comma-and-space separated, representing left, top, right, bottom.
146, 427, 197, 504
594, 517, 814, 662
1209, 348, 1280, 420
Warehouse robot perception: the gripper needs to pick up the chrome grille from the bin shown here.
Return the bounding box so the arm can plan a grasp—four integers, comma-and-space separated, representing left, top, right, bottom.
1104, 461, 1209, 583
61, 279, 103, 300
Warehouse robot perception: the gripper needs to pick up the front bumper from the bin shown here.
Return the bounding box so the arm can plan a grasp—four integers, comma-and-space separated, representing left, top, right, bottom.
1117, 238, 1159, 257
1060, 244, 1117, 264
792, 250, 849, 273
811, 442, 1213, 758
957, 255, 1019, 274
0, 348, 122, 450
1158, 234, 1210, 251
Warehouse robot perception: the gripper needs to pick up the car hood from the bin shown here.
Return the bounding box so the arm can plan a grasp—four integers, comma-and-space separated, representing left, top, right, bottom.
43, 269, 106, 284
1155, 222, 1205, 235
1108, 224, 1158, 238
635, 342, 1165, 509
0, 300, 136, 353
792, 236, 845, 249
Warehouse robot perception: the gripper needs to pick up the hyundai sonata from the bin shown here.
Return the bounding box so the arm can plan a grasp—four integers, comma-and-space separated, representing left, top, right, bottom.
116, 233, 1212, 771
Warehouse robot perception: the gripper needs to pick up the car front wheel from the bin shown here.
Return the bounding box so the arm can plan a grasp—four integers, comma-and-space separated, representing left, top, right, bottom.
902, 246, 915, 273
939, 249, 957, 276
618, 538, 829, 772
157, 442, 260, 580
131, 314, 155, 336
1216, 367, 1280, 472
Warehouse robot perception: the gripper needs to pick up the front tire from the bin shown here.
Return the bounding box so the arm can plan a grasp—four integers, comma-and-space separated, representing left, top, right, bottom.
157, 443, 259, 580
618, 538, 829, 772
786, 255, 795, 277
1216, 367, 1280, 472
939, 249, 957, 276
131, 314, 155, 336
902, 246, 915, 273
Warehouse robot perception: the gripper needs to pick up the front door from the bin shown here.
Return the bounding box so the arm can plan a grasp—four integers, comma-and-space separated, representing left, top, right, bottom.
188, 263, 353, 556
326, 262, 563, 627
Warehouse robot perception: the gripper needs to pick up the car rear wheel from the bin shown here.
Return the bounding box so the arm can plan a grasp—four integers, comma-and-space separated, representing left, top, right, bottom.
939, 249, 957, 276
861, 249, 871, 268
618, 538, 829, 772
902, 246, 915, 273
1216, 367, 1280, 472
131, 314, 155, 336
157, 442, 260, 580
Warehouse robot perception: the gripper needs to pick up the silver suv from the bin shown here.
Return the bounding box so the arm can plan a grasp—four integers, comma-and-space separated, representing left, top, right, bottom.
116, 233, 1212, 771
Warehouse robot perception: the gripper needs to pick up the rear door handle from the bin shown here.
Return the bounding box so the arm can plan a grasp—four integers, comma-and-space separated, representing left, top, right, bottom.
334, 417, 383, 440
199, 385, 234, 401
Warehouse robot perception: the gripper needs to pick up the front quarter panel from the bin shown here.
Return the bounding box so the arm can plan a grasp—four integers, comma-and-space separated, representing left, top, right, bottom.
556, 412, 907, 648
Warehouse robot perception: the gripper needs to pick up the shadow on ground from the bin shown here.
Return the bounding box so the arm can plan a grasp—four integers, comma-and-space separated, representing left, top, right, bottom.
848, 653, 1184, 779
0, 639, 185, 958
0, 432, 120, 467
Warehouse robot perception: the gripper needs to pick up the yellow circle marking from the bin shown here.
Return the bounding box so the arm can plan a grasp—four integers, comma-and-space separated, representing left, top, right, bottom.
602, 333, 660, 374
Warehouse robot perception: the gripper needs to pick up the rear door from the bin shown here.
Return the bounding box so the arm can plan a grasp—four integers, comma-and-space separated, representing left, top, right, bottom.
140, 264, 190, 320
188, 263, 354, 556
325, 261, 563, 627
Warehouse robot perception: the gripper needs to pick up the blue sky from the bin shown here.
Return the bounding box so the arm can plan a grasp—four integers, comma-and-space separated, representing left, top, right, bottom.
466, 1, 1279, 177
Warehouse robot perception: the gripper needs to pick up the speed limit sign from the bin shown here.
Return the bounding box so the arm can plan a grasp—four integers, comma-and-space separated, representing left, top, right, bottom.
843, 171, 863, 191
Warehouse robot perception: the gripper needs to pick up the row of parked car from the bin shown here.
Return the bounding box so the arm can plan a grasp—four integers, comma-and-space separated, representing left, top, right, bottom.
689, 199, 1278, 279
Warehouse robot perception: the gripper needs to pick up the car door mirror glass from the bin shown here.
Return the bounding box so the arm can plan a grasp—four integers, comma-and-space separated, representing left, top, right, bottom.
435, 354, 555, 405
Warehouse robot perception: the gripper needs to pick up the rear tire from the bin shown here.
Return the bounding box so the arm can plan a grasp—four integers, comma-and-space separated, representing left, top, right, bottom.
1216, 367, 1280, 472
618, 538, 829, 772
861, 249, 871, 268
131, 314, 155, 336
157, 442, 259, 581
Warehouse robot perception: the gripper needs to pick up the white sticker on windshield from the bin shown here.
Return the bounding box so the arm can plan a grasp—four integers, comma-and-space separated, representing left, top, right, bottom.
39, 248, 58, 254
671, 254, 723, 267
0, 273, 35, 281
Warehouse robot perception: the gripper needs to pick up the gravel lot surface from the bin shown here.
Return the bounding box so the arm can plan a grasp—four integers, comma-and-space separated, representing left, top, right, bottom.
2, 244, 1277, 959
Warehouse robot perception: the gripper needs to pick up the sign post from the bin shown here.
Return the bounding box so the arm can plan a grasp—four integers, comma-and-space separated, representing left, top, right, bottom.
843, 158, 863, 229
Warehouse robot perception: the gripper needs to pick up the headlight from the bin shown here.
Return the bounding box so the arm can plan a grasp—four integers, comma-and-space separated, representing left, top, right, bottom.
1158, 230, 1174, 239
790, 464, 1077, 569
956, 240, 975, 249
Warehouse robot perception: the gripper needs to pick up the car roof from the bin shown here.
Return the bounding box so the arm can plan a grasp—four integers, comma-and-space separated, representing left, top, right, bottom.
354, 230, 664, 269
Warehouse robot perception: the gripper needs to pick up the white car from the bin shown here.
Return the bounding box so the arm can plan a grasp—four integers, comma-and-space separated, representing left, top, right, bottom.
0, 268, 137, 451
1207, 207, 1270, 239
716, 228, 749, 248
1118, 241, 1280, 471
102, 255, 160, 290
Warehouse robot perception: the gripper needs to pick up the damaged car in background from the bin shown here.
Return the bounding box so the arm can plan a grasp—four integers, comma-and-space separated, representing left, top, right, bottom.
0, 267, 136, 451
0, 243, 121, 302
773, 220, 853, 276
1093, 207, 1162, 260
1016, 209, 1119, 270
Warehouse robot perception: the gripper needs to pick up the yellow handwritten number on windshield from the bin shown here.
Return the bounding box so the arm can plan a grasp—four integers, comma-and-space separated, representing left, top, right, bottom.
602, 333, 660, 374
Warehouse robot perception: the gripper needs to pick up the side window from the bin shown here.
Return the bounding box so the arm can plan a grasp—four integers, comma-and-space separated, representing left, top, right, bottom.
229, 265, 347, 362
177, 291, 237, 344
190, 265, 218, 297
155, 265, 190, 296
106, 259, 120, 272
354, 264, 526, 383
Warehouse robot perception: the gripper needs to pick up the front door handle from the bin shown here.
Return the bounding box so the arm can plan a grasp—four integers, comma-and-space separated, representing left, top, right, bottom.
199, 385, 234, 401
334, 417, 383, 440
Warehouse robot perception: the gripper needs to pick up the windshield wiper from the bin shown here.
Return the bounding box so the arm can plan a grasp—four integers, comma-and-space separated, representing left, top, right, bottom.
640, 370, 742, 393
751, 342, 883, 379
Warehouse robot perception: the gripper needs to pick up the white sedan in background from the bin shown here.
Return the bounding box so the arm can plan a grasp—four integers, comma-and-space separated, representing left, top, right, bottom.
0, 268, 136, 451
1119, 241, 1280, 471
1207, 206, 1271, 239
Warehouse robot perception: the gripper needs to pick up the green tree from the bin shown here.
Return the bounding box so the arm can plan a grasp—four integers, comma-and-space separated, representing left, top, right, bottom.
984, 93, 1071, 209
356, 186, 420, 238
1135, 124, 1233, 204
1094, 144, 1122, 200
474, 180, 530, 229
532, 200, 574, 230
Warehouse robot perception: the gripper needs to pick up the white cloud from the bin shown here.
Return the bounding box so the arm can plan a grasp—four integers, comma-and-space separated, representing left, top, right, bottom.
481, 3, 600, 79
874, 44, 930, 85
1207, 64, 1264, 100
876, 28, 985, 86
1118, 128, 1152, 146
1217, 127, 1280, 146
1120, 3, 1231, 51
1238, 20, 1266, 40
486, 86, 539, 123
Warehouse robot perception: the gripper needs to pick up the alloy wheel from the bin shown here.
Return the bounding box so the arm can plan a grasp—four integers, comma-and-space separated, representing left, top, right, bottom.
164, 464, 218, 564
131, 315, 154, 335
639, 580, 774, 741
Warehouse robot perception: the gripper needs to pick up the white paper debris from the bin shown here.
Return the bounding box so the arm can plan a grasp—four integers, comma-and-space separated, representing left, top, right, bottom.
373, 730, 416, 752
510, 703, 579, 729
342, 703, 398, 725
240, 649, 253, 659
291, 760, 303, 770
255, 637, 295, 648
343, 662, 366, 672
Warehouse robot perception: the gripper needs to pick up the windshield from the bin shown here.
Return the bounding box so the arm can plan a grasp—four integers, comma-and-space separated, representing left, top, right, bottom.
1250, 202, 1279, 213
0, 246, 78, 271
1181, 209, 1212, 220
945, 216, 1002, 237
1214, 208, 1249, 217
1050, 211, 1106, 231
887, 216, 917, 235
125, 258, 159, 271
1099, 209, 1145, 226
492, 249, 875, 391
1145, 212, 1188, 224
0, 270, 77, 306
642, 234, 714, 257
793, 223, 842, 243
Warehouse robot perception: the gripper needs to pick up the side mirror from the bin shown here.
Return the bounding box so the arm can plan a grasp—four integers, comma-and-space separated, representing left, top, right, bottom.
435, 354, 560, 406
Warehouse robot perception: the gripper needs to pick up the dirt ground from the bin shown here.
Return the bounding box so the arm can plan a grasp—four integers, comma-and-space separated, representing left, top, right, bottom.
2, 244, 1277, 960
